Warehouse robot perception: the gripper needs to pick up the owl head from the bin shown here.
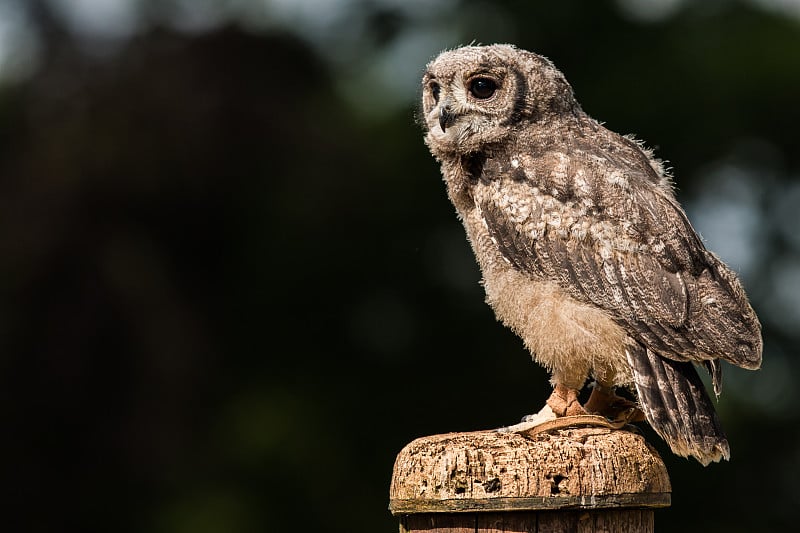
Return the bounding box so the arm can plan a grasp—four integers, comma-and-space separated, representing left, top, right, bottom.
421, 44, 580, 159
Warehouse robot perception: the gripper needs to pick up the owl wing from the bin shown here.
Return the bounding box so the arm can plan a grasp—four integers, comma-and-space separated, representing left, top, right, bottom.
476, 155, 762, 370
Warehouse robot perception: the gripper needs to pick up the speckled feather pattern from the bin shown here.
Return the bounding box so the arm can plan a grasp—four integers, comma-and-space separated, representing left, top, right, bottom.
421, 44, 762, 465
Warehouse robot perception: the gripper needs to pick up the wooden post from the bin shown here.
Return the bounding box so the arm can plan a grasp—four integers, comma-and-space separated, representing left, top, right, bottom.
389, 426, 670, 532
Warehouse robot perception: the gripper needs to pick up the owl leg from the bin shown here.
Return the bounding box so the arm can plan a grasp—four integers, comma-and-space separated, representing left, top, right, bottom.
584, 382, 645, 423
545, 383, 587, 417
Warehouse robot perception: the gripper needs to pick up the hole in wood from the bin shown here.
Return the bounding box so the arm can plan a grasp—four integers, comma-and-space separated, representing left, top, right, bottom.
549, 474, 567, 495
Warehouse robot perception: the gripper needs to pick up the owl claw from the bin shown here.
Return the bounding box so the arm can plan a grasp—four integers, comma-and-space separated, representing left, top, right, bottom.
546, 383, 587, 417
497, 384, 644, 435
544, 382, 645, 423
584, 382, 646, 423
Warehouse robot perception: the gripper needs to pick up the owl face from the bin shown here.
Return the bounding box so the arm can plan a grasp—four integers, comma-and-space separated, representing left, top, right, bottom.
421, 45, 580, 160
421, 45, 525, 156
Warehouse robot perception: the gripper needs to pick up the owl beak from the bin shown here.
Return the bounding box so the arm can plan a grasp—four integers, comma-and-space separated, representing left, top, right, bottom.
439, 104, 457, 132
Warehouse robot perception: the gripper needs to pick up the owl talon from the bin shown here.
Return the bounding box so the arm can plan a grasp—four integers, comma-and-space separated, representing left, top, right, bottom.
584, 382, 646, 423
546, 383, 587, 417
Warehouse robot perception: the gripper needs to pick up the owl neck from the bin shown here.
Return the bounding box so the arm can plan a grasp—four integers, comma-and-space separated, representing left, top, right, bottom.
440, 153, 485, 213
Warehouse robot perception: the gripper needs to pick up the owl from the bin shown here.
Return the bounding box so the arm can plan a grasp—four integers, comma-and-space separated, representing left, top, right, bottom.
420, 44, 762, 465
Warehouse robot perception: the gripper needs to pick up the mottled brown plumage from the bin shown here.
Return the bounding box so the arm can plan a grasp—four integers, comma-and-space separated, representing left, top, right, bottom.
420, 44, 762, 465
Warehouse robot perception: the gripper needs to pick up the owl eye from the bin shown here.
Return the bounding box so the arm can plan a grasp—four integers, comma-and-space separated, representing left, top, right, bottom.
429, 81, 441, 103
469, 77, 497, 99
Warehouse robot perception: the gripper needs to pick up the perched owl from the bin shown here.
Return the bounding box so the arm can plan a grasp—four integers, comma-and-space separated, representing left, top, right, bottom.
420, 44, 762, 466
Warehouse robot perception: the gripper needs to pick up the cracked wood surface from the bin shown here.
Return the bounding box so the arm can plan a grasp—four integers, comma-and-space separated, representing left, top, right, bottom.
389, 427, 670, 532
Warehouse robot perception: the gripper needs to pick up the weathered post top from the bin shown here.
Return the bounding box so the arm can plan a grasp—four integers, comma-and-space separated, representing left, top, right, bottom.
389, 426, 670, 532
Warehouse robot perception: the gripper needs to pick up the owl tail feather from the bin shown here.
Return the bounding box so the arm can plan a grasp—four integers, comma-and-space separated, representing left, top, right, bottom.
627, 344, 730, 466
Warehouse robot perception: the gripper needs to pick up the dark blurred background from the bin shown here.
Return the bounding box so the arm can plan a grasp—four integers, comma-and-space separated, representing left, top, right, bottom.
1, 0, 799, 531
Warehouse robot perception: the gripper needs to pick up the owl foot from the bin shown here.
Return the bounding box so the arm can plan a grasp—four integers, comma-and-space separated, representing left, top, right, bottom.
496, 383, 642, 434
546, 383, 586, 417
584, 382, 645, 424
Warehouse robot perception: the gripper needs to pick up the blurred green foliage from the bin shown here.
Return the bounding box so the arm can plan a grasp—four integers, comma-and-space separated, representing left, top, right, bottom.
1, 1, 799, 532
